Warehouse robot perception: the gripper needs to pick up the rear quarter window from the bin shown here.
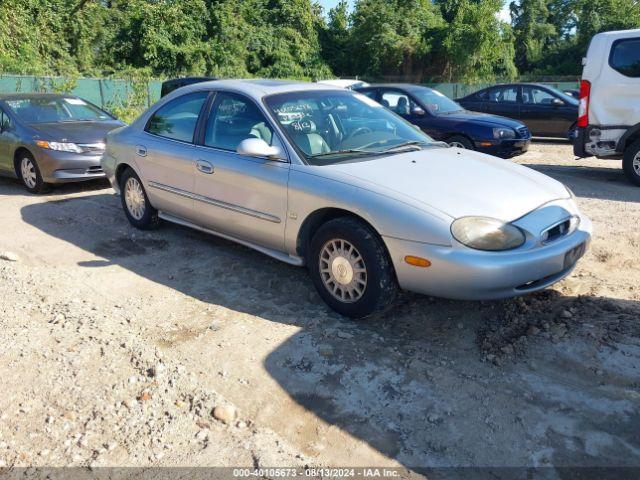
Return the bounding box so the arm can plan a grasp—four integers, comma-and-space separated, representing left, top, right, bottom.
609, 38, 640, 78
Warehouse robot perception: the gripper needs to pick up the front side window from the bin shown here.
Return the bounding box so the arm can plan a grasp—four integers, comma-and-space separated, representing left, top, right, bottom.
522, 87, 557, 105
146, 91, 209, 143
610, 38, 640, 78
5, 97, 112, 124
380, 90, 416, 116
265, 90, 435, 165
204, 92, 275, 151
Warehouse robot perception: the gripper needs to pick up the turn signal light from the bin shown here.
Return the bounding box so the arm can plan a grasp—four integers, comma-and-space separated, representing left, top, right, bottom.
404, 255, 431, 268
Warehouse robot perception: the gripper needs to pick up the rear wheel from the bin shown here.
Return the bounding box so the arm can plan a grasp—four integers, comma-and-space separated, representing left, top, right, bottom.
119, 168, 160, 229
308, 217, 397, 319
447, 135, 474, 150
17, 152, 48, 193
622, 139, 640, 187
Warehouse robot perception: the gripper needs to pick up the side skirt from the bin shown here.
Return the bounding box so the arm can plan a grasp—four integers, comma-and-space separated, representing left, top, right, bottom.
158, 211, 305, 267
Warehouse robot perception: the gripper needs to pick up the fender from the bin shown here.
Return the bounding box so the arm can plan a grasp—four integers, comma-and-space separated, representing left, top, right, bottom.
616, 122, 640, 153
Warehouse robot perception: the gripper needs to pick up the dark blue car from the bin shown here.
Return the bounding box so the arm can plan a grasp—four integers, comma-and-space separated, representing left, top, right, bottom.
355, 84, 531, 158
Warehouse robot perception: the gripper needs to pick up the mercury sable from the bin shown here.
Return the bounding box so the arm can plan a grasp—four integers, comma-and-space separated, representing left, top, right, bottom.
102, 80, 592, 318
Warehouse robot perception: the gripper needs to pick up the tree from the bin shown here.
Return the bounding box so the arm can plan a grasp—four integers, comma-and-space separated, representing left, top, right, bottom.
437, 0, 518, 81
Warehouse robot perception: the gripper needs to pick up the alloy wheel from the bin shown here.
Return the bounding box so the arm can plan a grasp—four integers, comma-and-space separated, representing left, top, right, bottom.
124, 177, 146, 220
634, 151, 640, 176
20, 157, 37, 189
448, 141, 466, 149
319, 239, 367, 303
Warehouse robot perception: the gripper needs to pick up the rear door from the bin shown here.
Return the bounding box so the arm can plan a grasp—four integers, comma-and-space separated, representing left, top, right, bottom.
139, 91, 210, 220
191, 91, 289, 251
0, 108, 17, 173
483, 85, 521, 120
592, 35, 640, 128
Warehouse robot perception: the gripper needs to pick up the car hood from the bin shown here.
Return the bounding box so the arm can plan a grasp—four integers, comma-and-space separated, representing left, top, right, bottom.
28, 120, 125, 143
438, 110, 525, 129
325, 148, 569, 221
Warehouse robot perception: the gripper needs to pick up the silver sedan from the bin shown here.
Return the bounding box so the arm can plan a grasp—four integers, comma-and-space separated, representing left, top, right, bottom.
102, 80, 592, 318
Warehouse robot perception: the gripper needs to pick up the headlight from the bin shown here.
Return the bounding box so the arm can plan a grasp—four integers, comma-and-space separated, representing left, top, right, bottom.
36, 140, 83, 153
451, 216, 525, 251
493, 128, 516, 139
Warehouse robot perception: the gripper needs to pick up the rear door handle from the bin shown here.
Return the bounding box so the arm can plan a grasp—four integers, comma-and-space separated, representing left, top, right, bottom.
136, 145, 147, 157
196, 160, 214, 174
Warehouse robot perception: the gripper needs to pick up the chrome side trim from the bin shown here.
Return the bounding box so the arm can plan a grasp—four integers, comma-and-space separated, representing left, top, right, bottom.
158, 211, 304, 267
148, 181, 281, 224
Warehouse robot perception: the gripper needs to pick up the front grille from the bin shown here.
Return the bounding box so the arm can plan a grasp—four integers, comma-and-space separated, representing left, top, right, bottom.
86, 166, 104, 174
541, 218, 572, 244
516, 126, 530, 138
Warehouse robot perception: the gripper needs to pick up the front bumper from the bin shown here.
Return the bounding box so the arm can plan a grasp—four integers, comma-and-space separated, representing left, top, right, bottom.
384, 214, 592, 301
35, 148, 106, 184
475, 137, 531, 158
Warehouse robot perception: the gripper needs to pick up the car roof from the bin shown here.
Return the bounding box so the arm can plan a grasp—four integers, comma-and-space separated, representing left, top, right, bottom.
0, 92, 80, 101
359, 83, 431, 91
178, 78, 339, 99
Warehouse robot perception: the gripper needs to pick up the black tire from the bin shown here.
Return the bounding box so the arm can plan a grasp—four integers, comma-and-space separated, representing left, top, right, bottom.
119, 168, 160, 229
16, 151, 48, 193
447, 135, 474, 150
308, 217, 397, 319
622, 139, 640, 187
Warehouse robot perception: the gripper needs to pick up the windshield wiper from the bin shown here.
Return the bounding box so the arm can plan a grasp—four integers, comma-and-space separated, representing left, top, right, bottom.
309, 149, 380, 159
379, 140, 427, 152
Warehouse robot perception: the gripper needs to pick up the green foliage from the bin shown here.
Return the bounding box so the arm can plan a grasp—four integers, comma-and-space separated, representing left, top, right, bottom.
0, 0, 638, 86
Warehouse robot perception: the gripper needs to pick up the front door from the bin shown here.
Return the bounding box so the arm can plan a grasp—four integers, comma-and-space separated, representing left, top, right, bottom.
379, 89, 439, 138
520, 86, 574, 137
192, 91, 289, 251
139, 91, 210, 220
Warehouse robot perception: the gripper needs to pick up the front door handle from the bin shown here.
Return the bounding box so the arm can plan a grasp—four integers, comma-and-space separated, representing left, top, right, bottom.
196, 160, 214, 174
136, 145, 147, 157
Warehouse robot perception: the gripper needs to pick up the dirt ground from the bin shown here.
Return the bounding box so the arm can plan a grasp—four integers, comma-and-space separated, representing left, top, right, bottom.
0, 141, 639, 475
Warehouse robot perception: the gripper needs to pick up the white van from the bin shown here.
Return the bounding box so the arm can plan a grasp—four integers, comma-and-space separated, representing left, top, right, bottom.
573, 29, 640, 186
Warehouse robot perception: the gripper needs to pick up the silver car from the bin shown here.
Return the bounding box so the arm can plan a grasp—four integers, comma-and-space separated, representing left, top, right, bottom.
0, 93, 124, 193
102, 80, 592, 318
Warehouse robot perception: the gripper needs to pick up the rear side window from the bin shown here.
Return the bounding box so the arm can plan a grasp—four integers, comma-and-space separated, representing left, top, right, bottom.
146, 91, 209, 142
610, 38, 640, 78
487, 86, 518, 103
204, 92, 275, 151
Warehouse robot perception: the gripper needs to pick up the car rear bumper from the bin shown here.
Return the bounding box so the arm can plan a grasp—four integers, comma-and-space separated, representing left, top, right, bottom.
35, 149, 106, 183
383, 215, 592, 301
476, 138, 531, 158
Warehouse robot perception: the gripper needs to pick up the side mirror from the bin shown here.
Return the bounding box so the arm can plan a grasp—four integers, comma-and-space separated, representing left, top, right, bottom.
552, 98, 564, 107
237, 138, 284, 160
411, 107, 426, 116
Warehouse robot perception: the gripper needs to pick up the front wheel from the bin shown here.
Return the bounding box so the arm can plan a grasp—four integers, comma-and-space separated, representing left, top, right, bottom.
17, 152, 48, 193
308, 217, 397, 319
119, 168, 160, 229
622, 139, 640, 187
447, 135, 474, 150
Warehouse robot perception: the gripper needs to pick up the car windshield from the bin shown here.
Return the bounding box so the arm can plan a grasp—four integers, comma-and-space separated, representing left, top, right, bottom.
411, 88, 463, 114
5, 97, 112, 124
544, 86, 579, 106
265, 90, 435, 165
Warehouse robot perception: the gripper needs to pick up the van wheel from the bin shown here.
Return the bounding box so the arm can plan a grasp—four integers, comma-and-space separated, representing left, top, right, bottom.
308, 217, 397, 319
119, 168, 160, 229
622, 139, 640, 187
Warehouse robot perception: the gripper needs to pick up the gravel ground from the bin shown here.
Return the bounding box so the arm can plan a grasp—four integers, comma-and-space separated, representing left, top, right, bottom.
0, 141, 639, 475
